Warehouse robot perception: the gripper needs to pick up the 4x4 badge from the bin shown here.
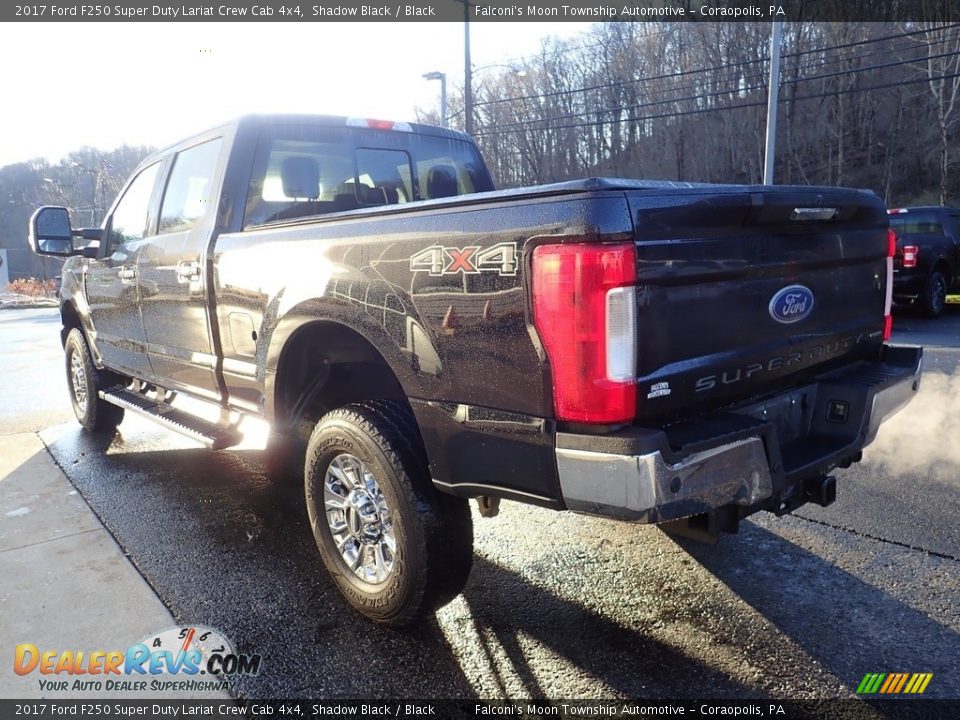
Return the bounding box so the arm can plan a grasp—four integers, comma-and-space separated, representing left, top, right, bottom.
410, 242, 518, 276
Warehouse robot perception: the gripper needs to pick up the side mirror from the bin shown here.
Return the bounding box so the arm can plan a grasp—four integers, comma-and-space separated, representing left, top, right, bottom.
29, 206, 75, 257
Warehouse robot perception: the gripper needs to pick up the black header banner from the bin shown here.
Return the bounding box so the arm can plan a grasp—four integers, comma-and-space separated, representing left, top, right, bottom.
1, 699, 957, 719
5, 0, 960, 23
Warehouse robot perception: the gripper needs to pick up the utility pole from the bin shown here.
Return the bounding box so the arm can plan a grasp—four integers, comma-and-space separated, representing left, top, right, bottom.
763, 20, 783, 185
464, 2, 473, 136
92, 168, 101, 226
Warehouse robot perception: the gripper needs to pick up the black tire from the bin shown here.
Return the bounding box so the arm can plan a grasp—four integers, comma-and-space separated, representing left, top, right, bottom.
304, 400, 473, 625
64, 328, 125, 432
921, 270, 947, 318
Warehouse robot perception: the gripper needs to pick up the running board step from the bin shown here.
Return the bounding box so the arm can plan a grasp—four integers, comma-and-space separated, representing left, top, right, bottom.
99, 388, 243, 450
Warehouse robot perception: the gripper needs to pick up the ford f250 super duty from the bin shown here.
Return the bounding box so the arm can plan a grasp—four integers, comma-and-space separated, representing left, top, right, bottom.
29, 114, 922, 625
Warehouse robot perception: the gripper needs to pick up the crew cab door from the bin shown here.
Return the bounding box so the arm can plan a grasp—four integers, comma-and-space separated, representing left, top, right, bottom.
85, 161, 162, 377
137, 136, 225, 402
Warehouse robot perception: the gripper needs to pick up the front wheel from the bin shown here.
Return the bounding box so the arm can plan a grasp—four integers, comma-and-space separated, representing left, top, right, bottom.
64, 328, 125, 432
921, 270, 947, 318
304, 400, 473, 625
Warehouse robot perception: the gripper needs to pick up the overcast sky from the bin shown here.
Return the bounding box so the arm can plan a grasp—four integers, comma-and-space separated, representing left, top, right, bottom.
0, 21, 593, 167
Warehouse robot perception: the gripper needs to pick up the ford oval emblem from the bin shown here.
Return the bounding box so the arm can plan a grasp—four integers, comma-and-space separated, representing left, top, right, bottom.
769, 285, 814, 324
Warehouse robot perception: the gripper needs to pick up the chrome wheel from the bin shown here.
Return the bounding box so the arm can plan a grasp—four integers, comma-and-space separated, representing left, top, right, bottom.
69, 350, 88, 414
323, 453, 396, 585
305, 401, 474, 624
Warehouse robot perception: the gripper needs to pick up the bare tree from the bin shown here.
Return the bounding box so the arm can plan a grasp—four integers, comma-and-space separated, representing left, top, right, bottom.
425, 21, 959, 204
912, 21, 960, 203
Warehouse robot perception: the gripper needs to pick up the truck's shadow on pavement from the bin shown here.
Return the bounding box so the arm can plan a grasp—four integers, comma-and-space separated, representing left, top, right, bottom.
39, 424, 959, 701
456, 554, 768, 699
674, 527, 960, 698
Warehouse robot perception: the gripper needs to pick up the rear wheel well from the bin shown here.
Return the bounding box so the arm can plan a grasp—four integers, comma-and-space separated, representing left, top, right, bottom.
273, 322, 412, 440
931, 259, 953, 288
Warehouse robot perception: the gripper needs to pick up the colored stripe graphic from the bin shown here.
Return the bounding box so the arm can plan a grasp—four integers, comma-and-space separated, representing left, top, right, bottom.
856, 673, 885, 694
857, 672, 932, 694
856, 674, 874, 694
893, 673, 909, 693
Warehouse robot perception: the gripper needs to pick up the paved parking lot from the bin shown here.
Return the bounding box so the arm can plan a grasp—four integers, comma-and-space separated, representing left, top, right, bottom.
1, 306, 958, 700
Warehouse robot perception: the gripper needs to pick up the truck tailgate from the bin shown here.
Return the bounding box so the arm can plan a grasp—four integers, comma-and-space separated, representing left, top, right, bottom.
627, 186, 889, 424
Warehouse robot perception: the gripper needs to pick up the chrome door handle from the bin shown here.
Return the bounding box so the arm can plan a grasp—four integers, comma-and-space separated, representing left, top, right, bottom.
176, 262, 201, 282
117, 267, 136, 281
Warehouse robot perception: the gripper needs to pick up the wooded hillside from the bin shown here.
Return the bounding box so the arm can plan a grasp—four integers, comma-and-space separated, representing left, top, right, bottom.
427, 21, 960, 206
0, 146, 151, 280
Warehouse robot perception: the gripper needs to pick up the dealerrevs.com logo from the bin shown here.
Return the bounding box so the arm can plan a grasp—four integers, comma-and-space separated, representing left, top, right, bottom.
14, 625, 261, 693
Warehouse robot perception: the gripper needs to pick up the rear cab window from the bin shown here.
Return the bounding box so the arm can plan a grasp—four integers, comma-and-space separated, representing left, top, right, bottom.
889, 211, 945, 235
243, 122, 493, 227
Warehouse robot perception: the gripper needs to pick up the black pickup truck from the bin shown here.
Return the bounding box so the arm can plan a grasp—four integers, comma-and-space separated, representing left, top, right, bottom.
29, 115, 921, 625
888, 206, 960, 317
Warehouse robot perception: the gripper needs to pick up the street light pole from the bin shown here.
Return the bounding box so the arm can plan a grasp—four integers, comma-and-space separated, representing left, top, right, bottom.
464, 2, 473, 136
422, 72, 447, 128
763, 20, 783, 185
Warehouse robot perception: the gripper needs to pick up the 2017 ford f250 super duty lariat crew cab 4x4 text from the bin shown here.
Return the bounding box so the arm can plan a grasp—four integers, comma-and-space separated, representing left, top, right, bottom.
29, 115, 922, 625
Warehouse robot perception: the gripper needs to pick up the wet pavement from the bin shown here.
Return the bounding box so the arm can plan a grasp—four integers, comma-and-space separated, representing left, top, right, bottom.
4, 305, 959, 699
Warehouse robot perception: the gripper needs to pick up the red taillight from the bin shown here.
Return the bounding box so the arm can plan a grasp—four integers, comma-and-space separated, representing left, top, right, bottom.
532, 242, 637, 424
902, 245, 919, 269
884, 229, 894, 341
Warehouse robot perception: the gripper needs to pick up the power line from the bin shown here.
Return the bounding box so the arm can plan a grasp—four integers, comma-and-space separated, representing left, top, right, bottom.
477, 35, 955, 124
473, 23, 960, 109
476, 49, 957, 135
475, 31, 958, 113
474, 69, 960, 138
473, 24, 676, 73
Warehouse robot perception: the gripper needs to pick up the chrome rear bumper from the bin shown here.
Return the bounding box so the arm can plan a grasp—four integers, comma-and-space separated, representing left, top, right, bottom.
556, 345, 923, 523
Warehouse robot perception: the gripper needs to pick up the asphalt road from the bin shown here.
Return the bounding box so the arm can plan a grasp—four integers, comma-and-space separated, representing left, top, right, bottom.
3, 305, 959, 700
0, 307, 71, 434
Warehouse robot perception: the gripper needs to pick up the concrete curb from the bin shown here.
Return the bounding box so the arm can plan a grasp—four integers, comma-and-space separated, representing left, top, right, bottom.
0, 300, 59, 311
0, 431, 231, 700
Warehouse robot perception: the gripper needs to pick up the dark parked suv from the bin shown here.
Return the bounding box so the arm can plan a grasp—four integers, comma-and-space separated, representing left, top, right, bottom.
888, 206, 960, 317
